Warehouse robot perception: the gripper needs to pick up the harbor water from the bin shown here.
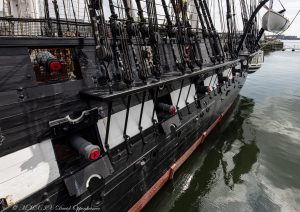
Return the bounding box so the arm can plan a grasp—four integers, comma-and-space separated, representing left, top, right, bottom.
144, 41, 300, 212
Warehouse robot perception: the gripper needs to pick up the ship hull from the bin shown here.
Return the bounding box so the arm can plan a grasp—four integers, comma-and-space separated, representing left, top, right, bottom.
0, 0, 264, 208
1, 70, 247, 212
0, 37, 250, 212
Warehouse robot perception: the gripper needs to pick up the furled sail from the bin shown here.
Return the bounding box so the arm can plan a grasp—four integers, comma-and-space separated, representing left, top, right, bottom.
2, 0, 37, 18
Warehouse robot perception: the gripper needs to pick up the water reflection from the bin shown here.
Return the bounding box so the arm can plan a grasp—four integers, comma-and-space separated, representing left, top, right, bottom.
144, 96, 259, 212
144, 49, 300, 212
221, 97, 259, 189
225, 142, 259, 187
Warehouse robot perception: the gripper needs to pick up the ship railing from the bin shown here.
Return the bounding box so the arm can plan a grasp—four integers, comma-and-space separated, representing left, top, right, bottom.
99, 88, 160, 157
0, 17, 93, 37
0, 16, 230, 45
80, 59, 241, 157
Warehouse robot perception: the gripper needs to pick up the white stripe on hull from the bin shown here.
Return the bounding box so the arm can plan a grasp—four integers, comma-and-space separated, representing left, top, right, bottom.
0, 140, 60, 204
170, 84, 196, 110
223, 68, 233, 79
97, 100, 157, 150
204, 74, 219, 88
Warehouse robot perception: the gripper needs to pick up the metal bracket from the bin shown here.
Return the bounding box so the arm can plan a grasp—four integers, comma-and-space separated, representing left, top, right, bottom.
176, 80, 184, 119
161, 114, 181, 135
64, 155, 114, 197
49, 108, 98, 127
123, 95, 133, 154
185, 82, 192, 114
138, 91, 147, 144
49, 108, 99, 138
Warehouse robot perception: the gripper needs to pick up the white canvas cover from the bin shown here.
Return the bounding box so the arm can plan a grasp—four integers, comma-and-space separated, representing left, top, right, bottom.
262, 10, 290, 33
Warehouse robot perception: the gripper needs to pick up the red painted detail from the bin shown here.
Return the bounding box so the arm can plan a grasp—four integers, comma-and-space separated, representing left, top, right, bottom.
172, 134, 206, 173
128, 101, 235, 212
169, 106, 177, 115
169, 164, 176, 180
49, 61, 62, 72
207, 86, 212, 93
205, 117, 221, 136
128, 170, 171, 212
89, 149, 100, 161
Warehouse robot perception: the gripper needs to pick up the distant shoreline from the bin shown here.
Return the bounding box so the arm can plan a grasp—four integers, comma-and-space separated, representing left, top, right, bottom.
280, 39, 300, 41
280, 39, 300, 42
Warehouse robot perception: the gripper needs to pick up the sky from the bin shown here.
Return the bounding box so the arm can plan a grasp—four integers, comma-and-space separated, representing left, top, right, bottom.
0, 0, 299, 36
269, 0, 300, 36
210, 0, 300, 37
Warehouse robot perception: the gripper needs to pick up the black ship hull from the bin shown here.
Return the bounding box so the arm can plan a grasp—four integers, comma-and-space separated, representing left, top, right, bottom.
0, 37, 249, 212
0, 0, 266, 209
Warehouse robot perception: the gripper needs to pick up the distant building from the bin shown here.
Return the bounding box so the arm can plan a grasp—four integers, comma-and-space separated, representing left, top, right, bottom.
276, 35, 300, 40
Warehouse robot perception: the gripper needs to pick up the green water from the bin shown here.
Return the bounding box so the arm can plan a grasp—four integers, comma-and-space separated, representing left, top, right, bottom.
144, 45, 300, 211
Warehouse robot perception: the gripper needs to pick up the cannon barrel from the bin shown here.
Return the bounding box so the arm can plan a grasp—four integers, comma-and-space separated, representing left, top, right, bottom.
70, 135, 101, 161
36, 51, 62, 73
157, 103, 177, 115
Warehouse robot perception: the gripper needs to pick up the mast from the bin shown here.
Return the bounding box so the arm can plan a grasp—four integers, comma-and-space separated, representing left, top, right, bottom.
44, 0, 53, 36
70, 0, 79, 36
237, 0, 269, 53
52, 0, 63, 37
62, 0, 70, 31
226, 0, 234, 58
3, 0, 11, 17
